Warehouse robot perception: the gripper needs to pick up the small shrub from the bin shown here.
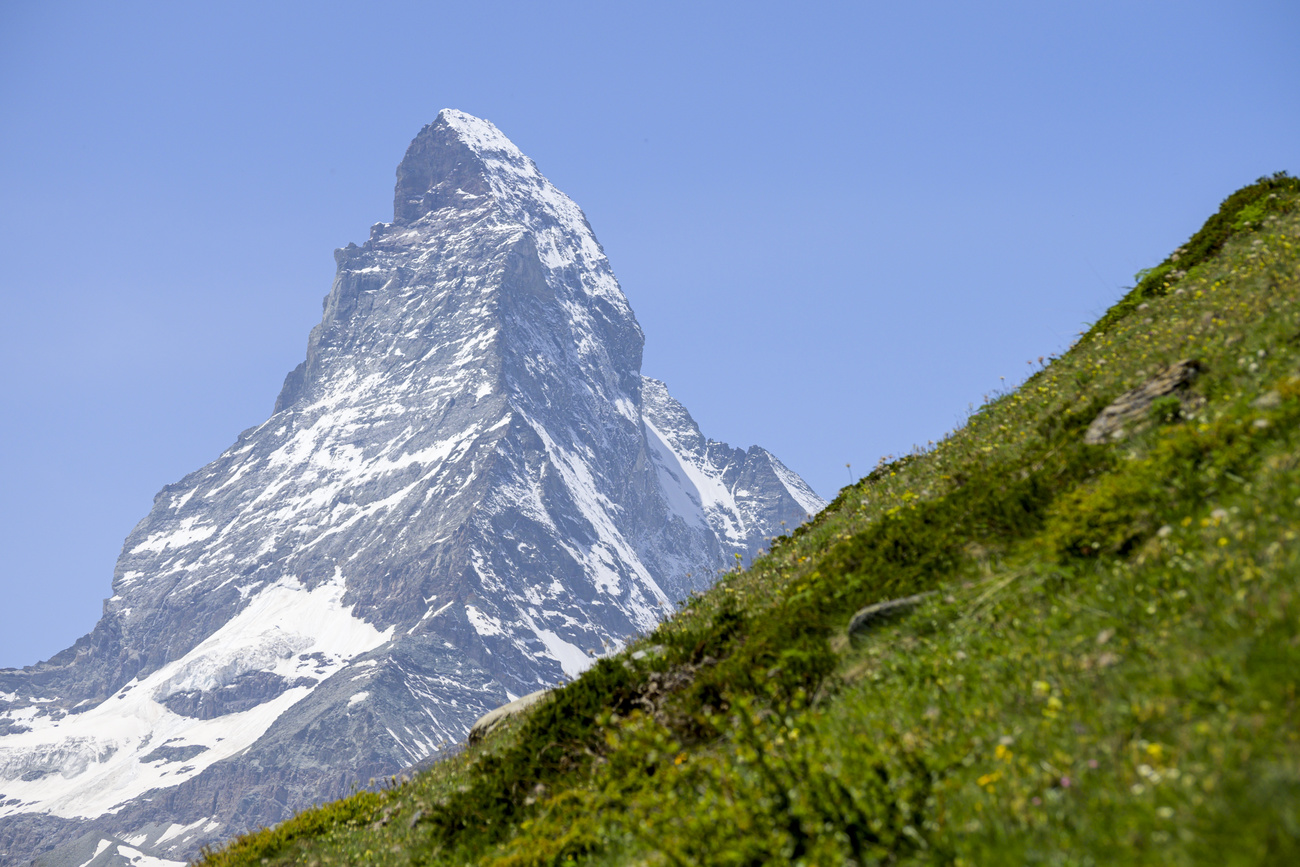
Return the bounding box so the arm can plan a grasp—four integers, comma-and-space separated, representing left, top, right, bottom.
1149, 394, 1183, 425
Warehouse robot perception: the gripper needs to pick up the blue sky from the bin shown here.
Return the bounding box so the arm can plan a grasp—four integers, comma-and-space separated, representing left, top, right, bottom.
1, 1, 1296, 667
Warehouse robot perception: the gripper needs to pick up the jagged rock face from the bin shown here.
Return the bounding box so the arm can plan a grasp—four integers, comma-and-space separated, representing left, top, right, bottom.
0, 110, 824, 866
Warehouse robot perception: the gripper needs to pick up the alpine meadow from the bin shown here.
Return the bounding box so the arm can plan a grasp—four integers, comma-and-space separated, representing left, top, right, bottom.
194, 175, 1300, 866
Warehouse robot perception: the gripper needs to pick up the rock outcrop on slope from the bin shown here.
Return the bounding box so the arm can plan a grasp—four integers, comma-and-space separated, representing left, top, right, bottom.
0, 110, 823, 866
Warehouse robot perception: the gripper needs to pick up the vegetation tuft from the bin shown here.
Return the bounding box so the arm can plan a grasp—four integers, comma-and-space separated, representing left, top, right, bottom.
1087, 171, 1299, 339
199, 176, 1300, 866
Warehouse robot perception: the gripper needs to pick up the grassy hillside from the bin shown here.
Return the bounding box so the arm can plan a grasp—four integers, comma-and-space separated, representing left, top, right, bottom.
199, 173, 1300, 866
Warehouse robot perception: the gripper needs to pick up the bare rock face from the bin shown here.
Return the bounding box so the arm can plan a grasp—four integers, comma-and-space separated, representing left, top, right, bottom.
0, 110, 824, 866
1084, 359, 1205, 444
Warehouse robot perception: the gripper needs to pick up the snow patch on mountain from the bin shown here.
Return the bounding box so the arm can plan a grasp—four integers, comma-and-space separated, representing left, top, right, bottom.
0, 569, 390, 820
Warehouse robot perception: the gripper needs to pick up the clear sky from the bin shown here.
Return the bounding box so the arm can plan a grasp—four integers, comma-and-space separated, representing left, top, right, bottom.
1, 1, 1296, 668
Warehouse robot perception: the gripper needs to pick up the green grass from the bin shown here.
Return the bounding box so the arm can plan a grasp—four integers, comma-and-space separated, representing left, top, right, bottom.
198, 175, 1300, 866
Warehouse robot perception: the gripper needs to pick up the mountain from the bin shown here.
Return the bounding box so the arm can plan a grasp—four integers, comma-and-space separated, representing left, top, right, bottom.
193, 174, 1300, 866
0, 109, 824, 866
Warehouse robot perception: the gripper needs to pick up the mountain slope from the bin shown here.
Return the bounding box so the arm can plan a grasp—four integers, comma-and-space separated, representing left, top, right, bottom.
0, 110, 822, 866
197, 173, 1300, 866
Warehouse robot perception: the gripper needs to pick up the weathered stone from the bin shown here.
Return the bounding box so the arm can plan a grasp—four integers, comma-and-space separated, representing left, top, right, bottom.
1083, 359, 1205, 444
468, 690, 552, 745
846, 591, 935, 636
1252, 390, 1282, 409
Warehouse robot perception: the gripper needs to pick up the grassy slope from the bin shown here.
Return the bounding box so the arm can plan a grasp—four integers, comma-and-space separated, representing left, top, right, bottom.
198, 175, 1300, 867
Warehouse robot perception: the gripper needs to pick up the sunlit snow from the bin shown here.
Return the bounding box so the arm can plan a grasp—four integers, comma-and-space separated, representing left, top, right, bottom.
0, 569, 391, 819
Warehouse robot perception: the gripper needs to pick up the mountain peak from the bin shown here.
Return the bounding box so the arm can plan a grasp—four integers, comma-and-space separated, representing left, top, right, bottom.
436, 109, 525, 159
0, 112, 824, 866
393, 109, 625, 314
393, 109, 537, 226
393, 109, 488, 224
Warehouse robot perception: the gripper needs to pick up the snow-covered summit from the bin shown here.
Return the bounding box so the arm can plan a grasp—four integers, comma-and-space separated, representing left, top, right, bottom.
0, 111, 824, 867
395, 109, 625, 309
439, 108, 523, 156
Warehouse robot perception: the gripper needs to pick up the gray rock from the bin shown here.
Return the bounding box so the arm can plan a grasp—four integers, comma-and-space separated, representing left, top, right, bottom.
467, 689, 552, 745
0, 110, 825, 866
1083, 359, 1205, 444
629, 644, 665, 661
1252, 390, 1281, 409
846, 592, 935, 636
